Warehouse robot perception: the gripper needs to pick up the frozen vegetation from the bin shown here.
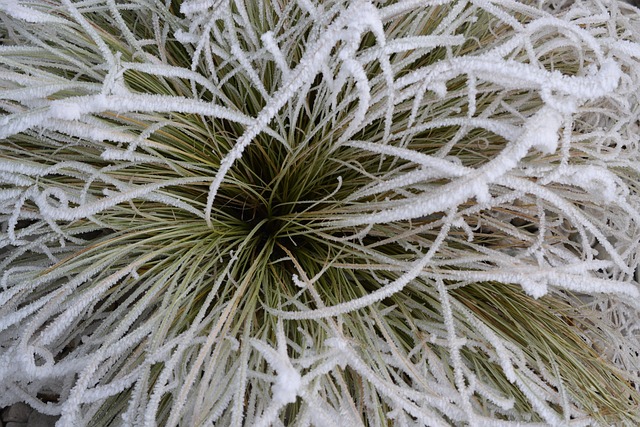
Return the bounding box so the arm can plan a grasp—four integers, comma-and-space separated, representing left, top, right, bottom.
1, 0, 640, 425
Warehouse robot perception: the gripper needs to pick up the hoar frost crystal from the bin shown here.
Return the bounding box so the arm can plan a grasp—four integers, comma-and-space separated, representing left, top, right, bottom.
1, 0, 640, 425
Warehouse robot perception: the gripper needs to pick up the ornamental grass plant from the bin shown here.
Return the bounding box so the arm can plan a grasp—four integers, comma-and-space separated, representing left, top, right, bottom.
2, 0, 640, 425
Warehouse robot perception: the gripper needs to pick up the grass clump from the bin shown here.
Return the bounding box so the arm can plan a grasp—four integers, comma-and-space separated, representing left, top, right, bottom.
1, 0, 640, 425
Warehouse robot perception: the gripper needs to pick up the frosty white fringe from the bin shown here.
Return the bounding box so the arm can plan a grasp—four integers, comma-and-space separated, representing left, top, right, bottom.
1, 0, 640, 425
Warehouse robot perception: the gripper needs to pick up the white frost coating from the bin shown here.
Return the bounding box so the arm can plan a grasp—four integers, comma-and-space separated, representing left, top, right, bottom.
385, 35, 464, 54
35, 177, 212, 221
346, 140, 470, 177
335, 105, 563, 228
50, 100, 84, 121
552, 165, 621, 203
249, 322, 303, 425
2, 0, 640, 425
123, 62, 220, 96
271, 363, 301, 405
47, 93, 254, 125
0, 0, 68, 23
174, 29, 199, 44
525, 106, 562, 155
395, 57, 622, 113
261, 31, 290, 78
